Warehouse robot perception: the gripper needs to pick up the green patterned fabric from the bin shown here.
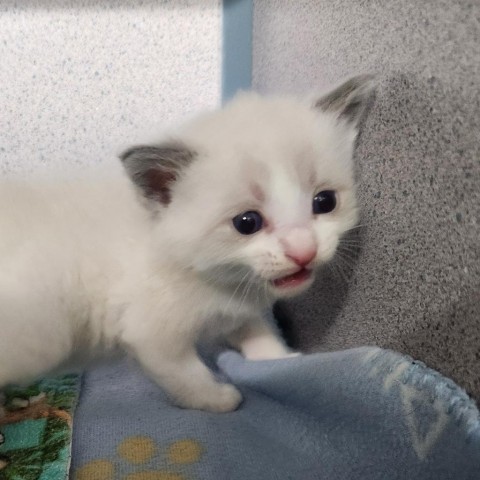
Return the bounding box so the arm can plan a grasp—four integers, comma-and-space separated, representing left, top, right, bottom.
0, 375, 80, 480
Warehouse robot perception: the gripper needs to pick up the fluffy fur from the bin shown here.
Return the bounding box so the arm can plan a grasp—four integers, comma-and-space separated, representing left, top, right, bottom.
0, 75, 374, 412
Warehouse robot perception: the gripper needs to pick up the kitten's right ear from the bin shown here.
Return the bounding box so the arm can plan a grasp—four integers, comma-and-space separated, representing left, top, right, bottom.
120, 142, 195, 205
314, 74, 376, 129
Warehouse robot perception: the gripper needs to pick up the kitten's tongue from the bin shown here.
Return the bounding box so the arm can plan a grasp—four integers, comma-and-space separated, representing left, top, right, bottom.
272, 269, 312, 288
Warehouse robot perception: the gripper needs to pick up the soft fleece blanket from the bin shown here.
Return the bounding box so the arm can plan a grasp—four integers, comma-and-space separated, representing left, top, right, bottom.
71, 347, 480, 480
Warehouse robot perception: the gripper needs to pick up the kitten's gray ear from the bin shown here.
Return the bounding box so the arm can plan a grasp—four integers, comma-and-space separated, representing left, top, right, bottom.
120, 142, 195, 205
315, 74, 376, 128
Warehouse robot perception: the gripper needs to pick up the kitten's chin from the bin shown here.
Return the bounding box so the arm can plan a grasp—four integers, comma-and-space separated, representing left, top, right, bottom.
268, 268, 315, 298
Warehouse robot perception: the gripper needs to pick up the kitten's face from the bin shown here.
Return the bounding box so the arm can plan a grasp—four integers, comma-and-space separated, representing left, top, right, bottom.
161, 102, 358, 299
121, 76, 373, 300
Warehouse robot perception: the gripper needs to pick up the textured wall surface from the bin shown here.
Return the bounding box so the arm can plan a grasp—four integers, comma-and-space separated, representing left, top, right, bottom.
0, 0, 221, 175
254, 1, 480, 399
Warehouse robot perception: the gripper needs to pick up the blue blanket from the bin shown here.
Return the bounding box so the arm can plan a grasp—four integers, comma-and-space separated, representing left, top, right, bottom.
71, 347, 480, 479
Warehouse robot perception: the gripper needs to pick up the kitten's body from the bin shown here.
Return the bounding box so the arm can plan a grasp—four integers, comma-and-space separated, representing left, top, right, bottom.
0, 76, 374, 412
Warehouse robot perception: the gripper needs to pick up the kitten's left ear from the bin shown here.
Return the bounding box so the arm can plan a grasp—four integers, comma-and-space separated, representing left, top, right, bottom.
314, 74, 376, 129
120, 142, 195, 205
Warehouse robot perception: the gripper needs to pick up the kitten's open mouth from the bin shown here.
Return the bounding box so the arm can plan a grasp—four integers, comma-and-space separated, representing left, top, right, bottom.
271, 268, 313, 289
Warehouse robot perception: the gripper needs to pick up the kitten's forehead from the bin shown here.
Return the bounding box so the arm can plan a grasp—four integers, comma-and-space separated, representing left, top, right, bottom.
267, 168, 312, 225
180, 93, 355, 214
240, 157, 313, 227
243, 154, 311, 195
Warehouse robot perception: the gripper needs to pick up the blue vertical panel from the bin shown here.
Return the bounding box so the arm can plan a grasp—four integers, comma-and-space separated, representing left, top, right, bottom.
222, 0, 253, 103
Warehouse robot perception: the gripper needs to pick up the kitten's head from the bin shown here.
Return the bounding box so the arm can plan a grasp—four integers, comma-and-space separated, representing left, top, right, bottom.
121, 75, 374, 300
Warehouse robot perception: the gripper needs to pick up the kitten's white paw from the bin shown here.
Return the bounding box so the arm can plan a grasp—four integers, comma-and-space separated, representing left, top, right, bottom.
241, 334, 300, 360
210, 384, 243, 413
283, 352, 301, 358
175, 383, 242, 413
245, 346, 301, 360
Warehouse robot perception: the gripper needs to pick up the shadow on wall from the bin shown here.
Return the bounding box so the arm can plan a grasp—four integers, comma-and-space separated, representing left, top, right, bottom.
274, 85, 375, 350
277, 71, 480, 399
275, 225, 366, 349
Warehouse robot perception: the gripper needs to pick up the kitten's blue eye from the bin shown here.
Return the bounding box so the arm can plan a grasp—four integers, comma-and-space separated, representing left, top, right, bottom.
313, 190, 336, 214
232, 211, 263, 235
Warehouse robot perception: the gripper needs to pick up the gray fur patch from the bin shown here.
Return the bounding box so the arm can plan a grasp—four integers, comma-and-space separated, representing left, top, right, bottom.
315, 74, 376, 127
120, 143, 195, 205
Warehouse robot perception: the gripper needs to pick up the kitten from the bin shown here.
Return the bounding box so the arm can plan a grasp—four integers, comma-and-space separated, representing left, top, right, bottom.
0, 75, 374, 412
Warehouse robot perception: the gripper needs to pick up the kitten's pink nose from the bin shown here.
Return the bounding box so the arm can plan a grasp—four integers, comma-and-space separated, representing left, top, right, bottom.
285, 249, 317, 267
281, 228, 317, 268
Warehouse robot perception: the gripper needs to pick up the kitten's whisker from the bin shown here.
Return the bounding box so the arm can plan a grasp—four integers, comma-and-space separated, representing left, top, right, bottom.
200, 262, 248, 287
223, 270, 252, 312
238, 274, 256, 313
254, 279, 268, 307
243, 276, 256, 308
338, 247, 360, 257
337, 245, 360, 258
339, 238, 363, 245
334, 253, 356, 274
263, 281, 270, 305
328, 262, 348, 286
347, 224, 367, 230
336, 253, 358, 268
237, 278, 250, 313
338, 241, 362, 249
327, 260, 338, 277
337, 264, 351, 287
336, 250, 356, 266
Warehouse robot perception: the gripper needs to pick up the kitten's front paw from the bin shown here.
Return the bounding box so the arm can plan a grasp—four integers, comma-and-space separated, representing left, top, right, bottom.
240, 334, 300, 361
284, 351, 301, 358
176, 383, 242, 413
244, 344, 301, 360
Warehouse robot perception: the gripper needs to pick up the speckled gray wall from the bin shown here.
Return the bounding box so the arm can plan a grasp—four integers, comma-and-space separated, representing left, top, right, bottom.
254, 1, 480, 398
0, 0, 221, 174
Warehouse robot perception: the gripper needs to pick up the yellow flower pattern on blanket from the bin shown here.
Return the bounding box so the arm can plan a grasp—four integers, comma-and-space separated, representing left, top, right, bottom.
75, 436, 204, 480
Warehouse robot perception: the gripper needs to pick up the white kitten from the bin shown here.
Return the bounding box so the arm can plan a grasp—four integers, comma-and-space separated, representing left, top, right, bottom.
0, 76, 374, 412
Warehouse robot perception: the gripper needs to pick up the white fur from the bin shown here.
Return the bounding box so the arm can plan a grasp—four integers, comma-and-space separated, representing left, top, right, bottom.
0, 88, 363, 412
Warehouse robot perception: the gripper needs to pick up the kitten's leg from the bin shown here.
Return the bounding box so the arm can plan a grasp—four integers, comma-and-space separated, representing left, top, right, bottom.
134, 345, 242, 412
229, 316, 298, 360
122, 307, 242, 413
